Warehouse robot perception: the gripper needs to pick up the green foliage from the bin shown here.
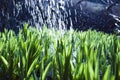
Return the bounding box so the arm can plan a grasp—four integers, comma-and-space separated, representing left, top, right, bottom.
0, 24, 120, 80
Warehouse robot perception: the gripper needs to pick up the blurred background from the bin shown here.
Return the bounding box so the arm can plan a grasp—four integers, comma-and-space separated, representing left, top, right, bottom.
0, 0, 120, 33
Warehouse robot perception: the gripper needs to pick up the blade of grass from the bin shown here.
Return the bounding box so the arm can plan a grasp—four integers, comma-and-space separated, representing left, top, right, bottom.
0, 55, 9, 68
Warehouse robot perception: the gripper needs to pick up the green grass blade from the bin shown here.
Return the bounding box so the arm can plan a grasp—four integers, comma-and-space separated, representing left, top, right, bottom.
103, 65, 111, 80
27, 57, 39, 78
0, 55, 9, 68
42, 62, 52, 80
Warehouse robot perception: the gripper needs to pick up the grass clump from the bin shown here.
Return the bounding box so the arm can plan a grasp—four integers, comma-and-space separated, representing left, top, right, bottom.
0, 24, 120, 80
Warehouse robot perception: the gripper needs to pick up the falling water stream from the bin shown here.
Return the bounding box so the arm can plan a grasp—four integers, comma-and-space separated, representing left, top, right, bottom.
0, 0, 70, 32
24, 0, 66, 29
0, 0, 119, 33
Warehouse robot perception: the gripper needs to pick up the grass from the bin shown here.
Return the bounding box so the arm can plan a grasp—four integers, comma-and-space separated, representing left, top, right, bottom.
0, 23, 120, 80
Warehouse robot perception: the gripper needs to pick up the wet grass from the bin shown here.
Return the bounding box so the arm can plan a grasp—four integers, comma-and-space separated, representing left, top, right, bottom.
0, 23, 120, 80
